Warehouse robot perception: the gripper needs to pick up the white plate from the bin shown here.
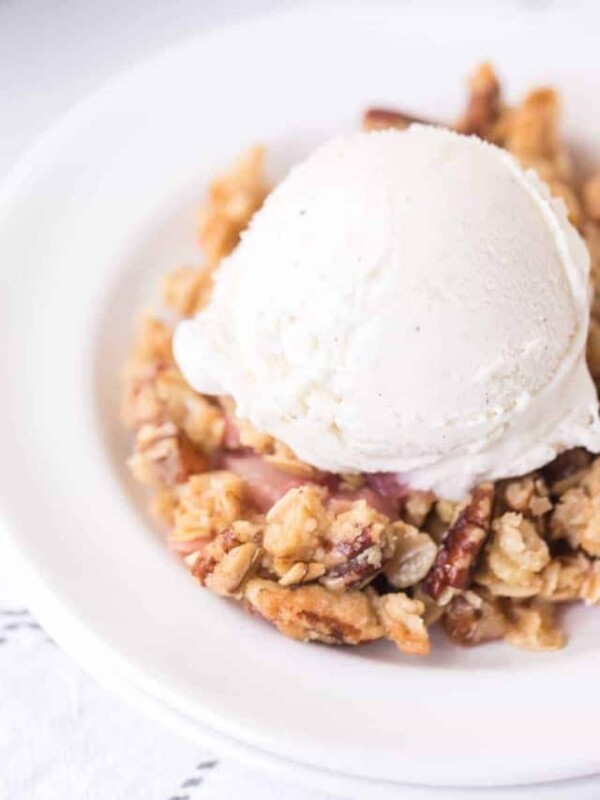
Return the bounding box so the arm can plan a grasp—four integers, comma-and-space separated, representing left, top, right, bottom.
1, 3, 600, 790
7, 518, 598, 800
39, 599, 600, 800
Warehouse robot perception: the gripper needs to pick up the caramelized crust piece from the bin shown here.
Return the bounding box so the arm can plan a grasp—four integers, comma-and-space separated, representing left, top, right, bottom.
244, 579, 383, 645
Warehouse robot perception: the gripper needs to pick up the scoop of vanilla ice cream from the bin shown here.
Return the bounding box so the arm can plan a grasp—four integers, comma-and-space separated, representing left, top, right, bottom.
174, 126, 600, 498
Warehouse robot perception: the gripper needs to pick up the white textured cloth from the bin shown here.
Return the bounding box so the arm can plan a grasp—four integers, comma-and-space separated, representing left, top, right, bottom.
0, 560, 336, 800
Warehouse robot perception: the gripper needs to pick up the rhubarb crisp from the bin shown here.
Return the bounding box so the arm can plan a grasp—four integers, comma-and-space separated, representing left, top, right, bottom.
121, 65, 600, 655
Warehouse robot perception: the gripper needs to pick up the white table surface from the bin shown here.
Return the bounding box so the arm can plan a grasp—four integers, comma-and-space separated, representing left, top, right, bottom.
0, 1, 592, 799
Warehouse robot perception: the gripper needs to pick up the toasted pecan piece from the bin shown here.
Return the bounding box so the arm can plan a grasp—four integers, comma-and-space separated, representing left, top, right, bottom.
505, 87, 563, 167
422, 483, 494, 602
321, 527, 384, 591
402, 491, 435, 528
455, 62, 501, 138
321, 502, 397, 591
442, 589, 508, 646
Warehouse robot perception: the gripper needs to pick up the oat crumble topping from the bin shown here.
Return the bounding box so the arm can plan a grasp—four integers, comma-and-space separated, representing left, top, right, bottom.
121, 64, 600, 654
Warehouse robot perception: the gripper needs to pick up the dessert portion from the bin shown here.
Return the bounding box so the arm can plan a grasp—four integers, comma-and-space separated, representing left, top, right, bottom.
175, 126, 600, 499
122, 64, 600, 654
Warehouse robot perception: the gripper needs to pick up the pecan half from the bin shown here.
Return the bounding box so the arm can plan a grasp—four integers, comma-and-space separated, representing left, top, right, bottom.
321, 527, 385, 591
422, 483, 494, 602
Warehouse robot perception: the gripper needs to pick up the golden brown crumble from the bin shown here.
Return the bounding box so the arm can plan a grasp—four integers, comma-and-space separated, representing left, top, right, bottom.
504, 600, 565, 652
551, 458, 600, 556
122, 63, 600, 655
169, 471, 250, 550
199, 145, 268, 267
160, 266, 210, 318
476, 512, 551, 598
161, 146, 268, 317
539, 552, 592, 603
583, 172, 600, 222
500, 476, 552, 518
121, 314, 225, 450
128, 422, 208, 489
370, 591, 430, 655
403, 491, 435, 528
263, 485, 329, 561
191, 538, 261, 598
243, 579, 383, 645
581, 560, 600, 604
